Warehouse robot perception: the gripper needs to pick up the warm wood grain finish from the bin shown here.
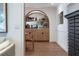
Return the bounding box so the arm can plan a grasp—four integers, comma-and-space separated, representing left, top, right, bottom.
25, 28, 49, 41
25, 42, 68, 56
25, 29, 34, 50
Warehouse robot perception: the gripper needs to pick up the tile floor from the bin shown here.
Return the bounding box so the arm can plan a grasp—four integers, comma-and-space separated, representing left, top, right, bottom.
25, 42, 68, 56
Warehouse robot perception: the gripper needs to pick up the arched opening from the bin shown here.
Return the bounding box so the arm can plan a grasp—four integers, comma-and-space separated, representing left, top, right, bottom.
25, 10, 49, 29
24, 10, 49, 55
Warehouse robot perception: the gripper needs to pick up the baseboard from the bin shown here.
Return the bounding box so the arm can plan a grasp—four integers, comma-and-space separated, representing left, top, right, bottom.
57, 41, 68, 53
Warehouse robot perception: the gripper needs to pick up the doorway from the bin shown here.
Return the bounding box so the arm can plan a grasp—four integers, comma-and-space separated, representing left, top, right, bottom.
24, 10, 49, 55
24, 3, 68, 56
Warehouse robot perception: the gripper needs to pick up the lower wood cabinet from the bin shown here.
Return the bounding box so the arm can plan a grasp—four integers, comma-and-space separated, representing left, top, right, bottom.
25, 28, 49, 42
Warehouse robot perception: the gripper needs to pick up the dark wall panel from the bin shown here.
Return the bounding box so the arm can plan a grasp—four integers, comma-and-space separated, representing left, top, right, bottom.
65, 10, 79, 56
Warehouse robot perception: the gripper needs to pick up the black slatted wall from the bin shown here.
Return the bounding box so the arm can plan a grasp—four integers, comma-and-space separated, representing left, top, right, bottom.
65, 10, 79, 56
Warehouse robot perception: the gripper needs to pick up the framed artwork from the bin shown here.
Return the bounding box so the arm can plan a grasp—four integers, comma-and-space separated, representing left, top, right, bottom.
59, 11, 63, 24
0, 3, 7, 33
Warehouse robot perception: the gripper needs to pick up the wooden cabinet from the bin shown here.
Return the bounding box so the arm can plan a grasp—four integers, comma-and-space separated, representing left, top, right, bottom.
25, 28, 49, 42
25, 29, 33, 40
33, 29, 37, 41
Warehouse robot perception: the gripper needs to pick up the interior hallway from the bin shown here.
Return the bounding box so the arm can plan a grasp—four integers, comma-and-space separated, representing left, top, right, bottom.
25, 42, 68, 56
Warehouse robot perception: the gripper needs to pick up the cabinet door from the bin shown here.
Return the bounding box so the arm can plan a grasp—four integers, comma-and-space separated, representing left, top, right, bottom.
37, 29, 43, 41
25, 29, 33, 40
33, 29, 37, 41
43, 29, 49, 41
37, 29, 49, 41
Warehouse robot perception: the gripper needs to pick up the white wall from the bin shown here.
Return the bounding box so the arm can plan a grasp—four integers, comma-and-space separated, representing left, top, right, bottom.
67, 3, 79, 14
6, 3, 79, 55
6, 3, 79, 56
29, 13, 45, 20
24, 6, 59, 42
57, 3, 79, 52
7, 3, 24, 56
57, 3, 69, 52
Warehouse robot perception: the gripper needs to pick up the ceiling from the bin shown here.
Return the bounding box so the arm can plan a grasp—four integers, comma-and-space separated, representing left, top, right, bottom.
25, 3, 61, 8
